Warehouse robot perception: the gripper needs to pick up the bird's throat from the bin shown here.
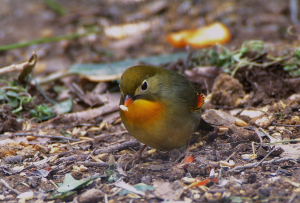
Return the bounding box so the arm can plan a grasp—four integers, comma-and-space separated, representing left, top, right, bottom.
122, 99, 164, 126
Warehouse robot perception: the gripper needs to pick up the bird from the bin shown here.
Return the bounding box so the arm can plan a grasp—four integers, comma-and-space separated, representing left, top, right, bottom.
119, 65, 207, 155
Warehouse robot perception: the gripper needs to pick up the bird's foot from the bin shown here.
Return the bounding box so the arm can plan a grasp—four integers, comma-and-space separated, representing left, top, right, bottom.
125, 144, 147, 170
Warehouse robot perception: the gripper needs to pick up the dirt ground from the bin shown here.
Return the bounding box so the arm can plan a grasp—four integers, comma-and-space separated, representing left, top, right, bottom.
0, 0, 300, 202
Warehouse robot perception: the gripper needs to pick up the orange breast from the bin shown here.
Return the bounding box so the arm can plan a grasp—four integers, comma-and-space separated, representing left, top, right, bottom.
122, 99, 164, 127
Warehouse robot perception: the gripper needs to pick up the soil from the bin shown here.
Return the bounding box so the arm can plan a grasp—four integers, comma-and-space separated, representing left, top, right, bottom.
0, 1, 300, 203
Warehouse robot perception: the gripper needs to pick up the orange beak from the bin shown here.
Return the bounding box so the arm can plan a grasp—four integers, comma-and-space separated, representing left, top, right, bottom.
124, 95, 134, 107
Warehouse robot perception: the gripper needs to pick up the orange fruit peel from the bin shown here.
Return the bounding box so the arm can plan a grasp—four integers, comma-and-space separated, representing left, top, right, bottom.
166, 22, 231, 48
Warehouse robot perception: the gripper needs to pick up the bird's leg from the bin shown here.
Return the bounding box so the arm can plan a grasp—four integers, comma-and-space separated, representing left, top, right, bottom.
184, 138, 191, 157
125, 144, 147, 170
175, 138, 191, 163
135, 144, 147, 159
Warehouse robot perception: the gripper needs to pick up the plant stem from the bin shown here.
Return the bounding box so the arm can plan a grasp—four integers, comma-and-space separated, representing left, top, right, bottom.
0, 30, 97, 51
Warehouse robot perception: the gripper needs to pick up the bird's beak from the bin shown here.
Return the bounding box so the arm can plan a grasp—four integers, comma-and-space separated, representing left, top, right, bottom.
124, 94, 134, 107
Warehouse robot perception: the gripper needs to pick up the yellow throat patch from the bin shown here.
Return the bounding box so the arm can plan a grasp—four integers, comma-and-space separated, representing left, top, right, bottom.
122, 99, 164, 127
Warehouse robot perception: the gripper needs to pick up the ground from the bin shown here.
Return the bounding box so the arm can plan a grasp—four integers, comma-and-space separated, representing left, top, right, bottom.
0, 0, 300, 202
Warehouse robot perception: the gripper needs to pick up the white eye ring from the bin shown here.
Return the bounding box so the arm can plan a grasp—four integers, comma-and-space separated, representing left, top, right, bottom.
141, 80, 148, 90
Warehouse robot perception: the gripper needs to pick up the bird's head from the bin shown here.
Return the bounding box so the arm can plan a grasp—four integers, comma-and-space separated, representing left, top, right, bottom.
119, 65, 163, 108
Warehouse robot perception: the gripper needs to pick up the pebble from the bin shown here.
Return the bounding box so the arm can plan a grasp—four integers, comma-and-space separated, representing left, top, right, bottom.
141, 176, 151, 185
20, 172, 27, 177
194, 193, 201, 199
184, 197, 193, 203
202, 109, 236, 125
73, 165, 81, 172
229, 108, 243, 116
267, 176, 280, 184
0, 139, 16, 147
41, 177, 48, 184
220, 160, 236, 167
241, 154, 257, 161
254, 116, 272, 128
292, 116, 300, 123
275, 126, 285, 132
80, 165, 88, 172
268, 126, 275, 131
0, 195, 4, 201
17, 191, 34, 200
235, 118, 248, 127
272, 132, 282, 139
261, 106, 269, 112
287, 93, 300, 102
240, 110, 263, 118
5, 195, 14, 201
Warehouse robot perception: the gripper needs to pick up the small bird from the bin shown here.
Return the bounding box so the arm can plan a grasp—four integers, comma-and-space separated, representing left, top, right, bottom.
119, 65, 206, 153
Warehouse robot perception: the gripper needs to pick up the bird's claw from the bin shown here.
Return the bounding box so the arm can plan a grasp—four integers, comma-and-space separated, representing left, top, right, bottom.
124, 144, 147, 170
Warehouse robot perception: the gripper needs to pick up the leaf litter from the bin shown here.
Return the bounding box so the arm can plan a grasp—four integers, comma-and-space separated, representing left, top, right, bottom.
1, 42, 300, 202
2, 45, 300, 201
0, 1, 300, 202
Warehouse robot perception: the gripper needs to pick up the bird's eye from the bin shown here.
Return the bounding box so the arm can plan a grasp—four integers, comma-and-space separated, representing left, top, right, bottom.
141, 80, 148, 90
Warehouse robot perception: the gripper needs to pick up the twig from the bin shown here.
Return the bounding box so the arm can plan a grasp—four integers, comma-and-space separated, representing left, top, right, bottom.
2, 133, 80, 142
105, 194, 108, 203
262, 157, 295, 165
0, 52, 37, 75
108, 188, 123, 197
272, 122, 300, 127
31, 76, 57, 105
76, 160, 134, 170
256, 139, 300, 145
255, 148, 276, 166
54, 154, 89, 164
49, 179, 59, 188
94, 140, 140, 155
43, 0, 67, 15
61, 102, 119, 122
58, 139, 93, 148
0, 30, 96, 51
76, 161, 108, 167
225, 151, 236, 162
229, 157, 294, 172
288, 193, 297, 203
37, 72, 74, 85
0, 179, 20, 195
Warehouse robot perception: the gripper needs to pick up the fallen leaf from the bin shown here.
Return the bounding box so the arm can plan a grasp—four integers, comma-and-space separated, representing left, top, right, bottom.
166, 22, 231, 48
68, 52, 188, 82
57, 173, 102, 193
196, 178, 219, 186
176, 155, 195, 168
153, 181, 183, 201
119, 183, 155, 196
52, 98, 73, 114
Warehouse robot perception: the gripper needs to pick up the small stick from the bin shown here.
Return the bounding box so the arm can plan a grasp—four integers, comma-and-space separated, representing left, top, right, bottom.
105, 194, 109, 203
76, 162, 109, 167
0, 30, 96, 51
94, 140, 140, 155
1, 133, 80, 142
272, 123, 300, 127
229, 156, 293, 172
255, 148, 276, 167
76, 161, 134, 170
108, 188, 123, 197
225, 151, 236, 162
49, 179, 59, 188
54, 154, 89, 164
0, 179, 20, 195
